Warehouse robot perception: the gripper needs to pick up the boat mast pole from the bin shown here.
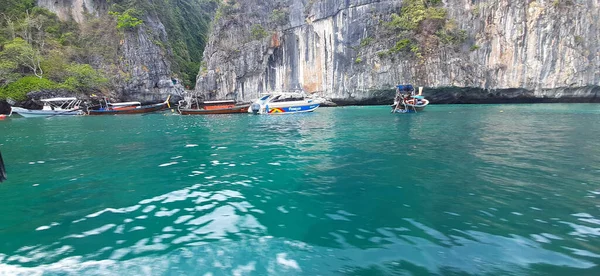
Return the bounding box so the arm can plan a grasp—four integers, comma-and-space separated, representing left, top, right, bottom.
0, 150, 6, 182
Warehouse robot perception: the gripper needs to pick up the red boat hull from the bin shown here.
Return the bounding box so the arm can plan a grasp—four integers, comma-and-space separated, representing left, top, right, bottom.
179, 105, 249, 115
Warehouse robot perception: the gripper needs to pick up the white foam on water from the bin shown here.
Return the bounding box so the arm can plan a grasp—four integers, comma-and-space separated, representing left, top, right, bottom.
155, 209, 180, 217
174, 215, 194, 224
185, 144, 199, 148
159, 162, 178, 167
572, 213, 593, 218
35, 226, 50, 231
531, 234, 551, 243
86, 205, 141, 218
129, 226, 146, 232
277, 206, 289, 214
232, 261, 256, 276
268, 162, 281, 166
276, 253, 301, 271
64, 224, 116, 239
142, 205, 156, 213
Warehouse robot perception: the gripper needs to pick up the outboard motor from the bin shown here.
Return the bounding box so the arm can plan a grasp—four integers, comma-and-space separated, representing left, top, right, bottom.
250, 103, 261, 115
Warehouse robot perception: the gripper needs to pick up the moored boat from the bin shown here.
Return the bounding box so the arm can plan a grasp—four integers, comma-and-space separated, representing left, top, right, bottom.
178, 99, 249, 115
391, 85, 429, 113
87, 96, 170, 115
11, 97, 85, 118
177, 91, 250, 115
249, 92, 320, 115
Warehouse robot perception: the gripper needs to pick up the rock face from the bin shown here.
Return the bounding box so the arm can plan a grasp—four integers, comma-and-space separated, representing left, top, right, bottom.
117, 15, 185, 102
36, 0, 184, 102
196, 0, 600, 104
37, 0, 106, 23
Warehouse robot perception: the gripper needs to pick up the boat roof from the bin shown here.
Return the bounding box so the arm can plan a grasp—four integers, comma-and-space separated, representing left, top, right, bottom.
203, 100, 235, 104
108, 101, 141, 106
41, 97, 78, 102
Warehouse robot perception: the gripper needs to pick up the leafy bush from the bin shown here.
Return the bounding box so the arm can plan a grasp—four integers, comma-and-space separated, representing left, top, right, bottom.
109, 9, 143, 30
360, 37, 374, 47
383, 0, 467, 58
250, 24, 269, 40
0, 76, 62, 101
390, 39, 412, 53
270, 9, 289, 25
62, 64, 108, 92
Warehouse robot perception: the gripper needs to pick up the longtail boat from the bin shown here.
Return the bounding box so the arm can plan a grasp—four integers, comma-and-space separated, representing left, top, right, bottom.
11, 98, 85, 118
87, 96, 171, 115
391, 85, 429, 113
179, 100, 250, 115
177, 93, 249, 115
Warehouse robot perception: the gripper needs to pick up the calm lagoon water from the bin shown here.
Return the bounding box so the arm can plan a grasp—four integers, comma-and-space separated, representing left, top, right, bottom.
0, 104, 599, 275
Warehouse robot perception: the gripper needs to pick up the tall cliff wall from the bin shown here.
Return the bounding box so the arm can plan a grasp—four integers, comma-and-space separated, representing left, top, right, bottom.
35, 0, 186, 102
196, 0, 600, 104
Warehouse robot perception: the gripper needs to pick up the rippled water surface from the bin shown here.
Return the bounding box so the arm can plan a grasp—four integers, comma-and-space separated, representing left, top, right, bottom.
1, 104, 600, 275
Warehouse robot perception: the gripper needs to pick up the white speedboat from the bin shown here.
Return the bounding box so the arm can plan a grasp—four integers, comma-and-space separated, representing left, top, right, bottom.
11, 97, 84, 118
249, 93, 320, 115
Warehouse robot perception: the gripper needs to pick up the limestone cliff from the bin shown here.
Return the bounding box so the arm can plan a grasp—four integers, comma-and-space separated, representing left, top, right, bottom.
196, 0, 600, 104
35, 0, 189, 102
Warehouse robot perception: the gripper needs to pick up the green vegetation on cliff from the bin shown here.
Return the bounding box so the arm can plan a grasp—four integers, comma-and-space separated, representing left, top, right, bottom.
382, 0, 467, 58
0, 0, 216, 100
108, 0, 218, 88
0, 4, 110, 100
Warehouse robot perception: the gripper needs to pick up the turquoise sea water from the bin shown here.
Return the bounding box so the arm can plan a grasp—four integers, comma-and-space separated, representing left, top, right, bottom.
0, 104, 599, 275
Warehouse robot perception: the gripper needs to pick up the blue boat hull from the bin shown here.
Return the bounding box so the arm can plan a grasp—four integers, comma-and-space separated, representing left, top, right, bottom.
267, 104, 319, 114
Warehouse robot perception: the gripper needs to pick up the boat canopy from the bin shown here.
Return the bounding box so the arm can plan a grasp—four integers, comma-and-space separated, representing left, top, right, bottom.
203, 100, 236, 104
41, 97, 78, 102
108, 101, 141, 107
396, 85, 414, 92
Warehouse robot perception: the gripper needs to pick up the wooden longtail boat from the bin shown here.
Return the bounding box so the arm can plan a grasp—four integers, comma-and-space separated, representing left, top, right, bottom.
87, 96, 171, 115
11, 98, 85, 118
177, 98, 249, 115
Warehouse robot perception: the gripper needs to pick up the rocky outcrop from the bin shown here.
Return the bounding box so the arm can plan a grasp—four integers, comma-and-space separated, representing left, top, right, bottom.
196, 0, 600, 104
117, 15, 185, 102
37, 0, 106, 23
